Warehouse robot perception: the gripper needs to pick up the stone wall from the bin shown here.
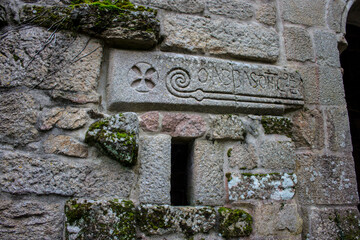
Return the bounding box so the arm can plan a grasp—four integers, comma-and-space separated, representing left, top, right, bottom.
0, 0, 359, 239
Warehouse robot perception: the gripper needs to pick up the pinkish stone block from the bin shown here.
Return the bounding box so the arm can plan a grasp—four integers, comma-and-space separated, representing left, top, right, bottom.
140, 111, 160, 132
162, 113, 207, 137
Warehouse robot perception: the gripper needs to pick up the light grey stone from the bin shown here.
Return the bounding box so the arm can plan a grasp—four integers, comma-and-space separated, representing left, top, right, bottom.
327, 0, 347, 33
313, 31, 341, 67
107, 50, 304, 114
0, 199, 64, 240
133, 0, 205, 13
319, 66, 346, 105
325, 106, 352, 152
281, 0, 326, 26
291, 64, 319, 104
39, 107, 88, 130
296, 154, 358, 205
207, 0, 254, 20
304, 207, 360, 240
44, 135, 88, 158
0, 151, 135, 198
256, 1, 277, 26
228, 173, 297, 201
0, 91, 39, 146
161, 14, 280, 62
138, 134, 171, 204
189, 140, 225, 206
208, 115, 245, 140
228, 143, 258, 170
284, 26, 314, 62
0, 27, 102, 103
258, 140, 296, 171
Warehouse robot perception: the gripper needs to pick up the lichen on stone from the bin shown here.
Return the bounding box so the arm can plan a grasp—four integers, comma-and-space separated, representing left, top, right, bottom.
261, 116, 293, 137
136, 204, 174, 235
218, 207, 253, 238
85, 113, 139, 167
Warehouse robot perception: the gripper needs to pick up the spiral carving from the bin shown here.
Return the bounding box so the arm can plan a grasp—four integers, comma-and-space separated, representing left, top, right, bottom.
167, 68, 191, 89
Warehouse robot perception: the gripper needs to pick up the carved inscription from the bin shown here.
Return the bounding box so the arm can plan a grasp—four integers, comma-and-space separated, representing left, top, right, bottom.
107, 50, 304, 113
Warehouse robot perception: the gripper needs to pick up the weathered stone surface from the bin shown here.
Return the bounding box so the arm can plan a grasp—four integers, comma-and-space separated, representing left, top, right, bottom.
0, 91, 39, 146
189, 140, 225, 206
138, 134, 171, 204
39, 107, 88, 130
325, 107, 352, 152
133, 0, 205, 13
254, 203, 302, 236
161, 14, 280, 62
207, 0, 254, 20
0, 27, 102, 103
258, 140, 296, 171
65, 199, 136, 240
139, 111, 160, 132
208, 115, 245, 140
162, 113, 206, 137
107, 50, 304, 114
261, 116, 292, 137
314, 30, 341, 67
218, 207, 253, 238
256, 1, 277, 26
296, 154, 358, 205
318, 66, 346, 105
292, 64, 319, 104
0, 199, 63, 240
85, 113, 139, 167
292, 108, 324, 149
137, 205, 216, 236
327, 0, 347, 33
44, 135, 88, 158
228, 173, 297, 201
284, 26, 314, 62
228, 143, 258, 170
305, 207, 360, 240
281, 0, 326, 26
0, 151, 135, 197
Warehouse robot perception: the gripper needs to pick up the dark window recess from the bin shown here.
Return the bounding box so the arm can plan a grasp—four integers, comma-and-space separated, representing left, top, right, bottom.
171, 141, 192, 206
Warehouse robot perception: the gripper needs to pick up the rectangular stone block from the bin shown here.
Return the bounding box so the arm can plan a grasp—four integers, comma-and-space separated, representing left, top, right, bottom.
313, 30, 341, 67
284, 26, 314, 62
319, 66, 346, 105
281, 0, 326, 26
138, 134, 171, 204
107, 50, 304, 114
189, 140, 225, 206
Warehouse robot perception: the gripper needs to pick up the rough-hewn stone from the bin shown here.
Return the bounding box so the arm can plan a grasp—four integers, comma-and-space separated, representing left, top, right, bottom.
161, 14, 280, 62
325, 107, 352, 152
208, 115, 246, 140
314, 30, 341, 67
0, 151, 135, 197
319, 66, 346, 105
138, 134, 171, 204
304, 207, 360, 240
292, 108, 324, 149
256, 1, 277, 26
292, 64, 319, 104
281, 0, 326, 26
85, 113, 139, 167
0, 27, 102, 103
39, 107, 88, 130
218, 207, 253, 238
207, 0, 254, 20
0, 91, 39, 146
228, 143, 258, 170
139, 111, 160, 132
133, 0, 205, 13
284, 26, 314, 62
0, 199, 64, 240
162, 113, 206, 138
44, 135, 88, 158
228, 173, 297, 201
296, 154, 358, 205
189, 140, 225, 206
327, 0, 347, 33
258, 140, 296, 171
261, 116, 292, 137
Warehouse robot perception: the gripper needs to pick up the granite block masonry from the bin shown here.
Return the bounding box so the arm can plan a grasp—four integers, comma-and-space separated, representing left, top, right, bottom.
107, 50, 304, 114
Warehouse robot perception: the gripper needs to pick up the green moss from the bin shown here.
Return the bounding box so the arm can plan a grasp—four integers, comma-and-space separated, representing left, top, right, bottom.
136, 205, 173, 234
65, 199, 93, 225
261, 116, 293, 138
218, 207, 253, 238
334, 211, 360, 240
227, 148, 232, 158
225, 172, 232, 181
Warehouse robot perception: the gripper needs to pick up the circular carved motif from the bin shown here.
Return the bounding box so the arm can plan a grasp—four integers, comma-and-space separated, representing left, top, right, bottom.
128, 62, 158, 93
167, 68, 191, 89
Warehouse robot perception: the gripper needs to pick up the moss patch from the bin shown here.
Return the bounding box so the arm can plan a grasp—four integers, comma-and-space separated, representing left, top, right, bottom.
218, 207, 253, 238
261, 116, 293, 137
136, 205, 173, 235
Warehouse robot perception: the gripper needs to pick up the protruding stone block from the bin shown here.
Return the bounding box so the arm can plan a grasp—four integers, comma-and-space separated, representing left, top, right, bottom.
208, 115, 245, 140
284, 26, 314, 62
138, 134, 171, 204
281, 0, 326, 26
107, 50, 304, 114
189, 140, 225, 206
